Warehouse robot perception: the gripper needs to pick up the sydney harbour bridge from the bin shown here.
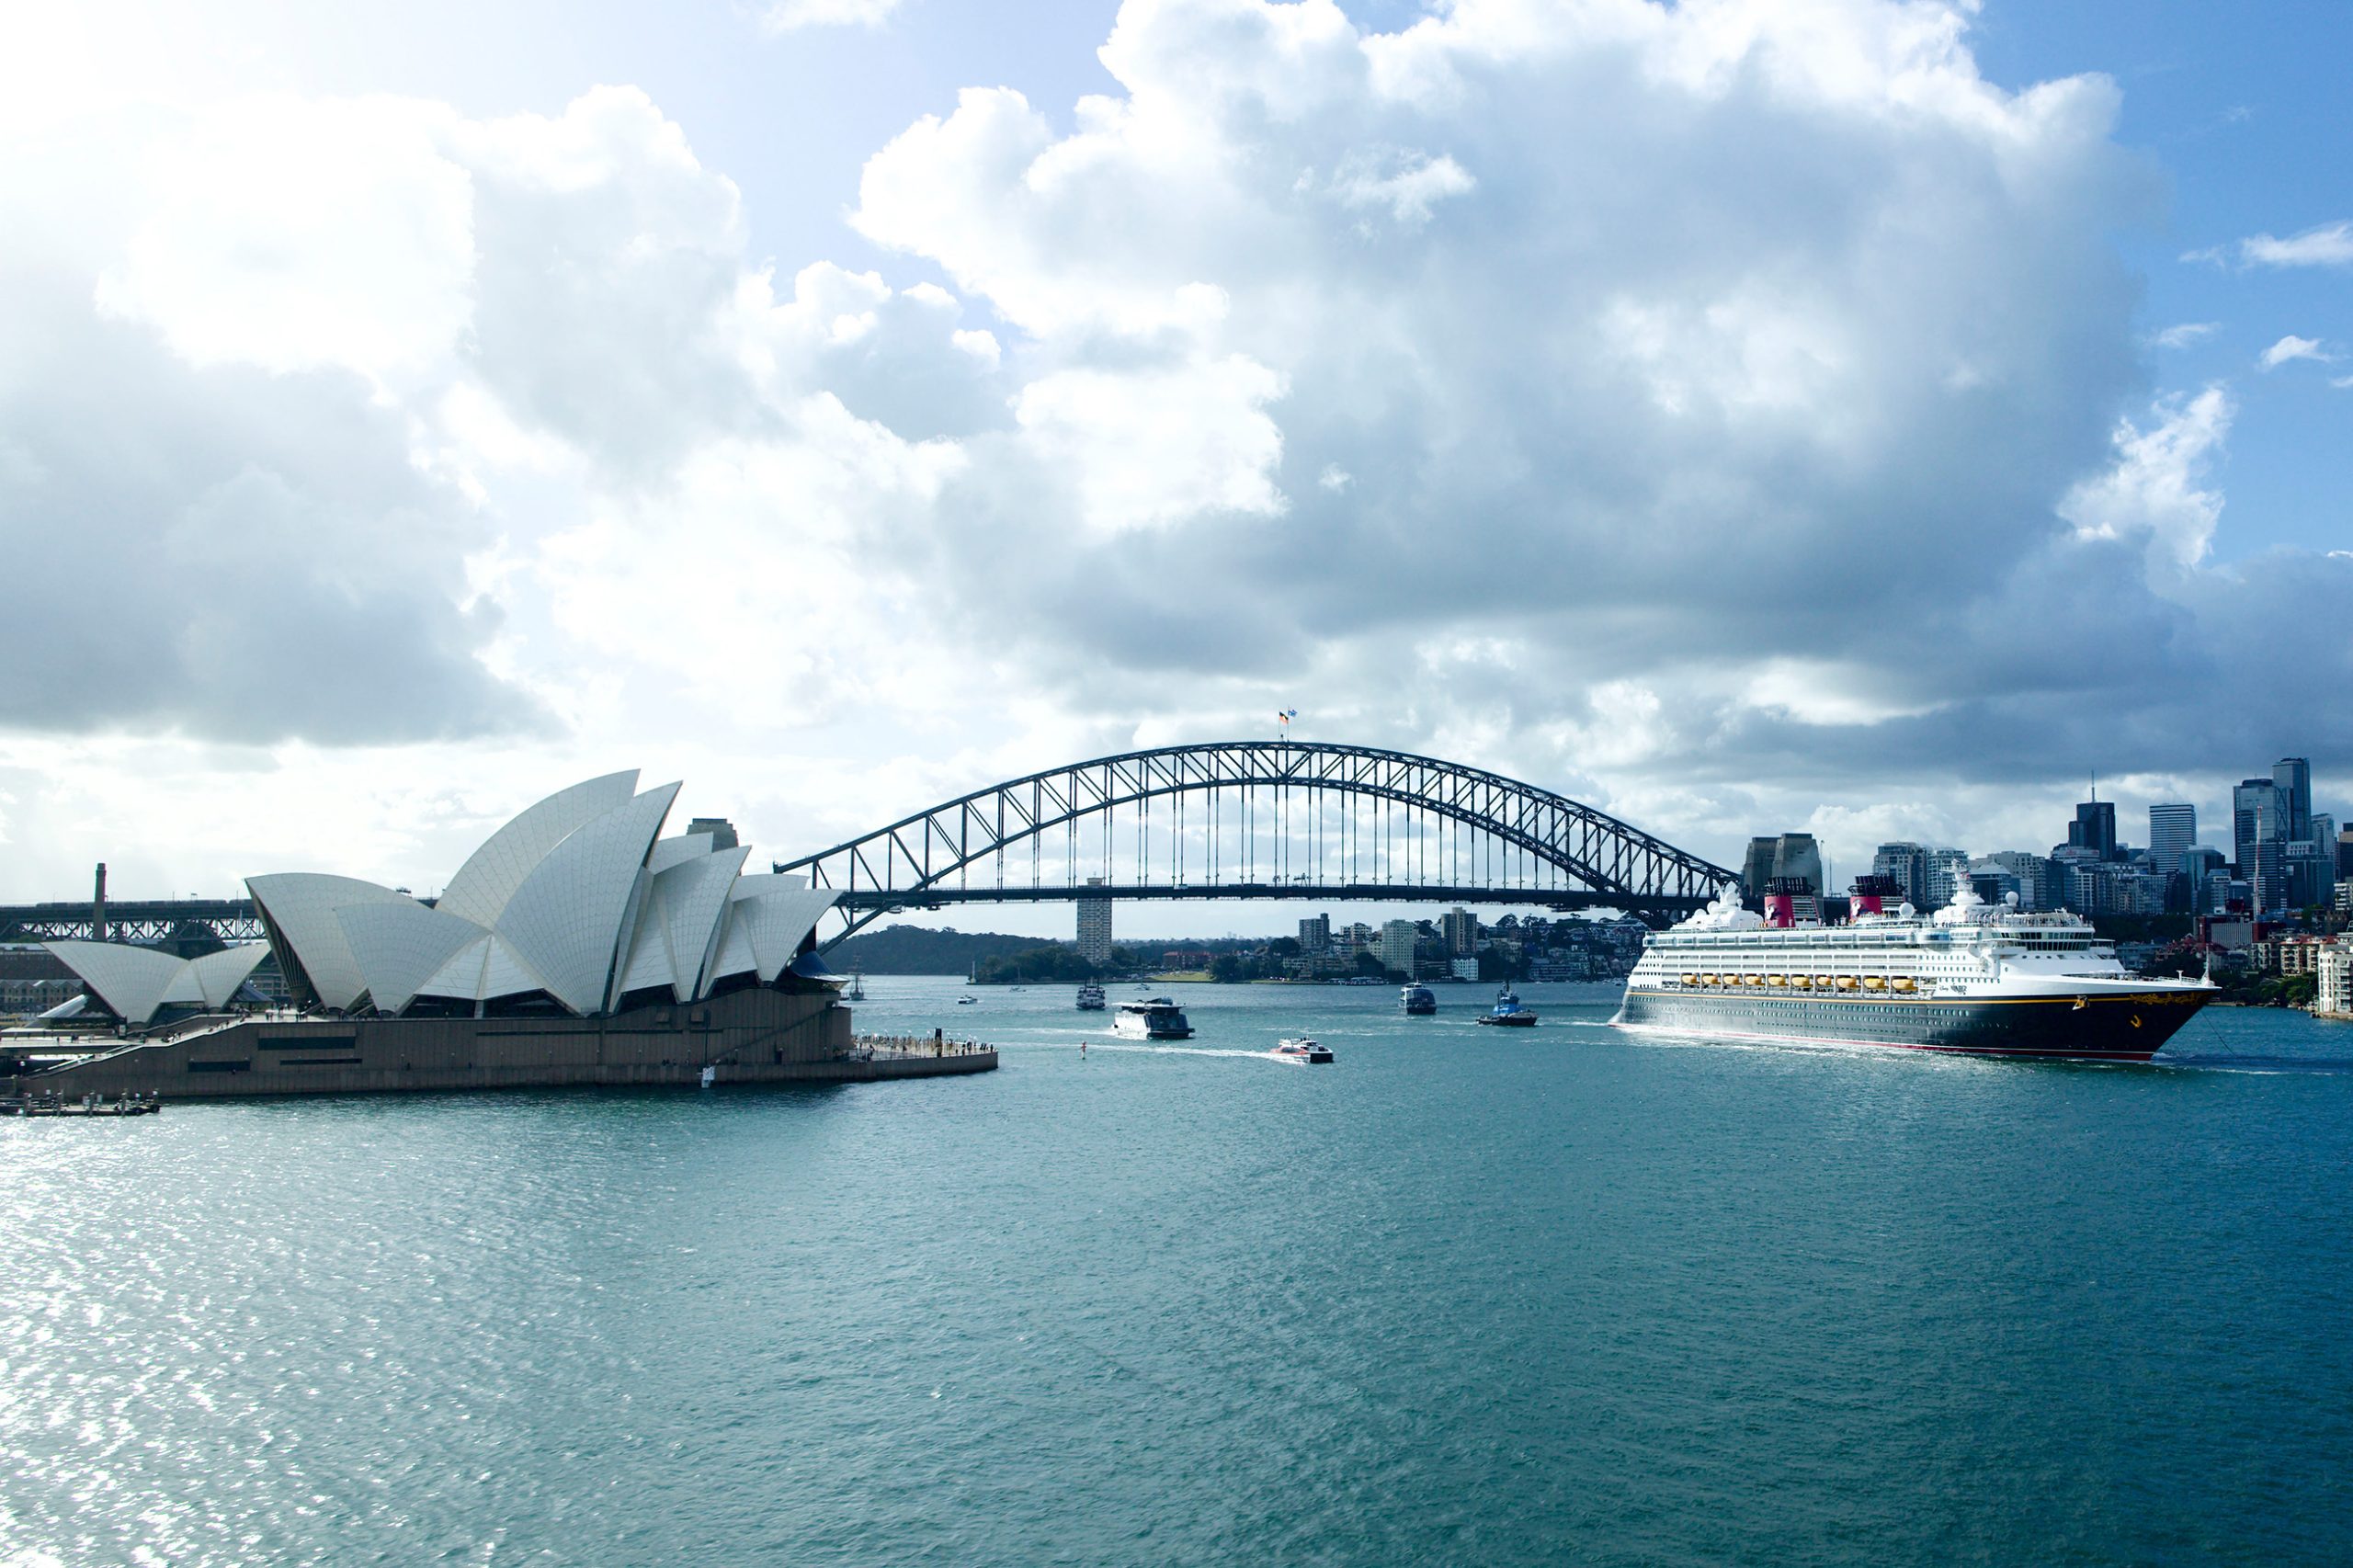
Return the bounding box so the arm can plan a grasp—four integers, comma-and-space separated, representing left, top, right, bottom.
769, 742, 1735, 949
0, 741, 1736, 951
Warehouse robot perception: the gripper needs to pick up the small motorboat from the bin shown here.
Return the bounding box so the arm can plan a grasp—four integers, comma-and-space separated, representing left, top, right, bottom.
956, 995, 977, 1006
1473, 986, 1538, 1027
1272, 1037, 1335, 1064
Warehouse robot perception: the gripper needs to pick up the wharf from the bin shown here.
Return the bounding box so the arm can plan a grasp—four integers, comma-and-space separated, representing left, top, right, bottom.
5, 1092, 162, 1118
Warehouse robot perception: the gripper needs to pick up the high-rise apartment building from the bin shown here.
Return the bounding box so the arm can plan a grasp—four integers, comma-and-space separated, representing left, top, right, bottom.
1075, 878, 1113, 967
1298, 913, 1331, 954
1441, 907, 1479, 957
1378, 919, 1420, 975
1924, 847, 1971, 907
2147, 804, 2195, 871
1872, 842, 1929, 909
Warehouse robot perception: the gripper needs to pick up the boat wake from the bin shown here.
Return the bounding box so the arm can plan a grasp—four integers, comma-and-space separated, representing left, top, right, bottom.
1083, 1042, 1279, 1061
2151, 1054, 2353, 1075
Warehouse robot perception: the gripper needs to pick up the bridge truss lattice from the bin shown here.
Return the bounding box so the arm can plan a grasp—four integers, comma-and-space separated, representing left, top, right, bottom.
772, 741, 1737, 948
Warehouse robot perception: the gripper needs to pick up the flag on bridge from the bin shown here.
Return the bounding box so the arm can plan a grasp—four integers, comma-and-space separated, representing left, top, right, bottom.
1278, 710, 1298, 730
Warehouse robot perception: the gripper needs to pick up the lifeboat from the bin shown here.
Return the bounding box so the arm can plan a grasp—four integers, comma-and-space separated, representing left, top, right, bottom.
1742, 974, 1764, 987
1768, 975, 1787, 988
1891, 977, 1917, 994
1861, 976, 1887, 992
1680, 973, 1699, 987
1699, 973, 1719, 986
1792, 976, 1813, 990
1834, 976, 1859, 991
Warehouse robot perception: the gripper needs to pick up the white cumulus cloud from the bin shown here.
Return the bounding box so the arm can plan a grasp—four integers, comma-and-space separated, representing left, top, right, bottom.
761, 0, 905, 31
2240, 219, 2353, 268
2259, 335, 2331, 369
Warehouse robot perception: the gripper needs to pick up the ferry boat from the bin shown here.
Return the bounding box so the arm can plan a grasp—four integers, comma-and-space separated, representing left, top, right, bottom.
1272, 1037, 1334, 1063
1474, 985, 1538, 1027
1113, 997, 1195, 1040
1075, 983, 1107, 1011
1399, 984, 1438, 1016
1612, 879, 2216, 1062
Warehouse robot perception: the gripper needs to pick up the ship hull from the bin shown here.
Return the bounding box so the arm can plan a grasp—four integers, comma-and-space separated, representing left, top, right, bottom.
1611, 987, 2211, 1062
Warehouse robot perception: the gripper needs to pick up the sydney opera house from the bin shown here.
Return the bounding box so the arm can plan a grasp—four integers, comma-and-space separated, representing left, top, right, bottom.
20, 772, 992, 1096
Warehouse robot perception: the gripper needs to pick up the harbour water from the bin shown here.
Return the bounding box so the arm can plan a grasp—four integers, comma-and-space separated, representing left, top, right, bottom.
5, 978, 2349, 1565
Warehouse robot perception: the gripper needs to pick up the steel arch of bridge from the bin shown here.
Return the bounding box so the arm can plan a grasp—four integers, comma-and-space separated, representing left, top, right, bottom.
772, 742, 1736, 948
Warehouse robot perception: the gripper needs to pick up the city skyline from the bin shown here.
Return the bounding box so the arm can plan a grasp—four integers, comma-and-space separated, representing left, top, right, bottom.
4, 0, 2349, 918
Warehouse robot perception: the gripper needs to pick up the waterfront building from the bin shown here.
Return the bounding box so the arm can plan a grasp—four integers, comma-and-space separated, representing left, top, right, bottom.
1378, 919, 1420, 976
1872, 842, 1929, 909
40, 772, 841, 1028
2315, 942, 2352, 1019
1076, 878, 1113, 968
1298, 914, 1331, 954
2147, 805, 2196, 874
1442, 907, 1479, 957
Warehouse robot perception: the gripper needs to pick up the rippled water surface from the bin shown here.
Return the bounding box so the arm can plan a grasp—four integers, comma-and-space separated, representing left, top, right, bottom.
6, 981, 2350, 1565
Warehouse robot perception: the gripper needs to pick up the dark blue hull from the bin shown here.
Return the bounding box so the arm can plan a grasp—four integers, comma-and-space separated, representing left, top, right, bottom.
1612, 987, 2211, 1062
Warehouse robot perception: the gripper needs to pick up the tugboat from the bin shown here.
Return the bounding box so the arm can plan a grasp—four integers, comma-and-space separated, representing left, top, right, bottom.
1272, 1037, 1335, 1064
1474, 985, 1538, 1027
1113, 997, 1195, 1040
1399, 983, 1438, 1016
1075, 983, 1107, 1011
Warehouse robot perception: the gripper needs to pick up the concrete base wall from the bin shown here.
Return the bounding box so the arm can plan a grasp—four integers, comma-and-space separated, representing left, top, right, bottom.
7, 988, 993, 1099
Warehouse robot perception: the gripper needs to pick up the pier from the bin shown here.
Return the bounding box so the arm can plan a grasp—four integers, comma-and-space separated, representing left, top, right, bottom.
3, 1091, 162, 1118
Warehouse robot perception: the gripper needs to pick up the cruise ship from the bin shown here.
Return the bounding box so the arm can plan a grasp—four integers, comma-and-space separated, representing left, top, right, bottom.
1612, 877, 2214, 1062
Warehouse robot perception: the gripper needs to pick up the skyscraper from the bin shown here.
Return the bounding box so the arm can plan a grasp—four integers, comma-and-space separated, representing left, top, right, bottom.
2274, 756, 2313, 842
2147, 804, 2195, 871
2069, 799, 2118, 860
2232, 778, 2280, 878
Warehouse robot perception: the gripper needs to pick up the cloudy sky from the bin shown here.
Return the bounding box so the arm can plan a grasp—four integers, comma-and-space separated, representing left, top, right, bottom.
2, 0, 2347, 932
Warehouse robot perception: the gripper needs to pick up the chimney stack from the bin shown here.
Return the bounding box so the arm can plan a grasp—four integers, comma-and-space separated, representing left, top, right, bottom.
94, 861, 108, 942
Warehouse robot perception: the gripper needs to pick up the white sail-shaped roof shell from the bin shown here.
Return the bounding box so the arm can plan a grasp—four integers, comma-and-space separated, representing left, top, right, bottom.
713, 878, 841, 983
246, 874, 416, 1011
434, 770, 639, 929
647, 834, 715, 875
335, 902, 492, 1016
42, 940, 269, 1024
614, 846, 750, 1003
188, 944, 270, 1008
44, 940, 187, 1025
410, 932, 552, 1008
494, 782, 681, 1015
